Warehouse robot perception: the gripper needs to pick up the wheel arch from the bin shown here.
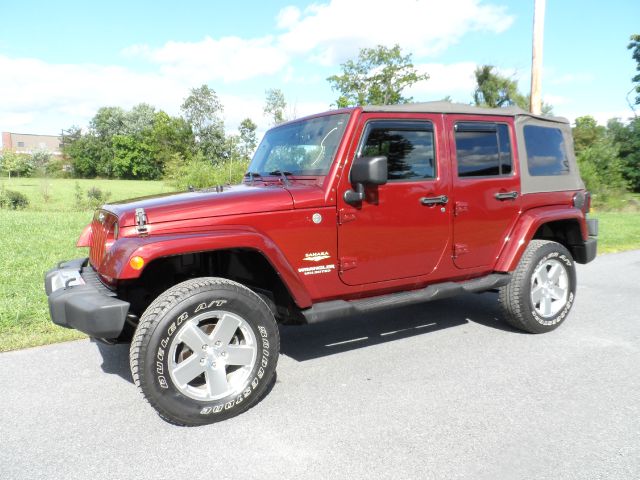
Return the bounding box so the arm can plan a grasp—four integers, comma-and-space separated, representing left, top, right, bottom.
98, 229, 311, 317
495, 206, 588, 272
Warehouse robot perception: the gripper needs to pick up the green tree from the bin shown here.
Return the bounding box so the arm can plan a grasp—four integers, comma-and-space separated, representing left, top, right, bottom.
608, 117, 640, 192
1, 150, 22, 178
90, 106, 127, 138
264, 88, 287, 125
473, 65, 553, 114
111, 134, 160, 179
238, 118, 258, 161
573, 116, 628, 205
628, 34, 640, 107
124, 103, 156, 134
327, 44, 428, 107
181, 85, 226, 162
473, 65, 527, 108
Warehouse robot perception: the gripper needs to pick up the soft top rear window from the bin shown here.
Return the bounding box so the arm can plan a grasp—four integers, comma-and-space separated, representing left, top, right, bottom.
524, 125, 570, 176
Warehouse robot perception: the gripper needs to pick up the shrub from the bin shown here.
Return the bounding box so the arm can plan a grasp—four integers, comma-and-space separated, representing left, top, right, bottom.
86, 186, 112, 209
164, 152, 249, 191
0, 189, 29, 210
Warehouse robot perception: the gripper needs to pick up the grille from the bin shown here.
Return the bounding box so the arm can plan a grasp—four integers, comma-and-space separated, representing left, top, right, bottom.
89, 210, 118, 268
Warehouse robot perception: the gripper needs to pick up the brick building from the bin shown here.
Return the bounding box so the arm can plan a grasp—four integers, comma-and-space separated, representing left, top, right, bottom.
1, 132, 63, 156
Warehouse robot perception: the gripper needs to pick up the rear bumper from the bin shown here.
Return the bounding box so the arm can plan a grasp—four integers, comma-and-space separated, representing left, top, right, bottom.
573, 218, 598, 264
44, 258, 129, 339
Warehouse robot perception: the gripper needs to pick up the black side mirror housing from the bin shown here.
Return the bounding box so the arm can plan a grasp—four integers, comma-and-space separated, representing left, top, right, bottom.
344, 156, 388, 205
350, 156, 388, 185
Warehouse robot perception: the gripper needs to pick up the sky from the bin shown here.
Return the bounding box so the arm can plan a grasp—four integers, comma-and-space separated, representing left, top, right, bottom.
0, 0, 638, 139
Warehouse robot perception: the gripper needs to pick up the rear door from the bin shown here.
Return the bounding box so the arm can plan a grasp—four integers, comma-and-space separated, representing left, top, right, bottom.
446, 116, 521, 269
337, 113, 451, 286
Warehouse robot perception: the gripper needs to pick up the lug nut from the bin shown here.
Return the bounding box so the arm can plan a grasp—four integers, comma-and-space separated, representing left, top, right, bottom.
202, 344, 209, 350
215, 341, 221, 347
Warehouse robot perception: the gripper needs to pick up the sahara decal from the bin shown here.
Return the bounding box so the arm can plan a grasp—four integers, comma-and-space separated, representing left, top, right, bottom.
303, 251, 331, 262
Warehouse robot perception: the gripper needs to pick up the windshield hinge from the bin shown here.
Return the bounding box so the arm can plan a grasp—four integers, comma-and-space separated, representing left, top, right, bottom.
135, 208, 148, 235
338, 209, 356, 225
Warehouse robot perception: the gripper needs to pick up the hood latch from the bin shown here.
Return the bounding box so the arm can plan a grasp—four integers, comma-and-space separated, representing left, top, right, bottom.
135, 208, 148, 235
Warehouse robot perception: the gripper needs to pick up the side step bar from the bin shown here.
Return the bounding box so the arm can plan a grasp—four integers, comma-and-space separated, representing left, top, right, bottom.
301, 273, 511, 324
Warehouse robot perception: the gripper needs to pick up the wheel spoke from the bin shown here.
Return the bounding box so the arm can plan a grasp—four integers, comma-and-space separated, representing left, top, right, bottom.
548, 263, 562, 283
531, 285, 543, 305
205, 367, 229, 397
541, 296, 552, 316
172, 354, 205, 386
210, 313, 241, 346
537, 267, 549, 284
178, 321, 211, 352
550, 286, 566, 300
225, 345, 255, 366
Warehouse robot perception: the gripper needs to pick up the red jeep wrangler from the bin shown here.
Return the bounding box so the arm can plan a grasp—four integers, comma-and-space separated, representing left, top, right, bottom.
45, 102, 597, 425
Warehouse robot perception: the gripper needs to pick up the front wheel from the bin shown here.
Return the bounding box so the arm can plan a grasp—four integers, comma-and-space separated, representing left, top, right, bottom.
499, 240, 577, 333
130, 278, 279, 426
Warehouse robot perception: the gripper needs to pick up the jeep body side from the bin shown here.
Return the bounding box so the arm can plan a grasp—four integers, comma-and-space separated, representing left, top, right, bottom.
45, 102, 597, 425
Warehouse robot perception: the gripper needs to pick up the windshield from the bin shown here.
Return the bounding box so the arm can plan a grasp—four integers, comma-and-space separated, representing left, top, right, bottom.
248, 113, 350, 176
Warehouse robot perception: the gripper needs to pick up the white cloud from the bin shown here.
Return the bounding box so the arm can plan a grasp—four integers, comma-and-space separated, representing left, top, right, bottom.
124, 35, 289, 84
407, 62, 478, 102
276, 6, 301, 29
124, 0, 514, 79
563, 110, 637, 126
0, 54, 189, 133
277, 0, 514, 64
1, 0, 517, 135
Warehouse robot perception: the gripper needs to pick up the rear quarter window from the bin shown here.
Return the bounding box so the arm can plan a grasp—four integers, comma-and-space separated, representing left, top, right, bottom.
524, 125, 570, 176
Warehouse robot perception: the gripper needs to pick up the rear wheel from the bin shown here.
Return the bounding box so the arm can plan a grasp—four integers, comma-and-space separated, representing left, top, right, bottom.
499, 240, 576, 333
130, 277, 279, 426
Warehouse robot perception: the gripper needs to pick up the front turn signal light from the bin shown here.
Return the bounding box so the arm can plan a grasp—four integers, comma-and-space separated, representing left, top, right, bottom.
130, 256, 145, 270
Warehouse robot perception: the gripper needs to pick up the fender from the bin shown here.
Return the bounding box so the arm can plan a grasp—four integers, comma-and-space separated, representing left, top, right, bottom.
495, 205, 588, 272
97, 227, 312, 308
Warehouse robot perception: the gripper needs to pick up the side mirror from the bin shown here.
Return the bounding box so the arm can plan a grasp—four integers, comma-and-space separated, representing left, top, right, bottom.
344, 156, 388, 204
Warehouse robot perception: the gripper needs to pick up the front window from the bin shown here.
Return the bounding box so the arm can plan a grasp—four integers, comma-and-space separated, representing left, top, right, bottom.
248, 113, 350, 176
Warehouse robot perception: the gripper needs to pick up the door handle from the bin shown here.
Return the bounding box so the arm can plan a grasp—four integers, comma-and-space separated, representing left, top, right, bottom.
420, 195, 448, 206
494, 191, 518, 201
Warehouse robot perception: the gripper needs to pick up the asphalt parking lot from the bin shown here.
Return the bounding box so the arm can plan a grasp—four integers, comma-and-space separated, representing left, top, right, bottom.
1, 250, 638, 480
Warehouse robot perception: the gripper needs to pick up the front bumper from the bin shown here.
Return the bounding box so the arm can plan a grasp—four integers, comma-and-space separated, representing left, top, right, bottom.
44, 258, 129, 339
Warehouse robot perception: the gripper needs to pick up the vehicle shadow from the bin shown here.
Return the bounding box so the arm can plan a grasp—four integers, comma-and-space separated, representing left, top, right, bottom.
280, 291, 521, 362
92, 339, 133, 383
91, 291, 519, 379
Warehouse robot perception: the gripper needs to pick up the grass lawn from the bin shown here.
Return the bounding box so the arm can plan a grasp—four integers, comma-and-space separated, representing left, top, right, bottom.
593, 211, 640, 253
0, 178, 169, 351
0, 177, 638, 352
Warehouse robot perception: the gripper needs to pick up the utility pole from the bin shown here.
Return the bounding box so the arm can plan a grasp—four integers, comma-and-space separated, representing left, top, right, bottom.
530, 0, 546, 114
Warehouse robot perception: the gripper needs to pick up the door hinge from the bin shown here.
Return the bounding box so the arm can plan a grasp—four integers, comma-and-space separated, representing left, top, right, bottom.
338, 209, 357, 225
453, 243, 469, 258
339, 257, 358, 272
454, 201, 468, 216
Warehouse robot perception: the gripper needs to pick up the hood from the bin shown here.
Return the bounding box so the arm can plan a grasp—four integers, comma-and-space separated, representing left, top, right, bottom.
104, 184, 294, 226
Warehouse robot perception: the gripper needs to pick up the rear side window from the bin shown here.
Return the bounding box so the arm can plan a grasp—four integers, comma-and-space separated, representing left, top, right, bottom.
523, 125, 570, 176
454, 122, 512, 177
359, 121, 436, 181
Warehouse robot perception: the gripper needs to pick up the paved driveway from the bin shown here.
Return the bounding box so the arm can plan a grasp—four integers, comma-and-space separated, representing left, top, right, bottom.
1, 251, 638, 479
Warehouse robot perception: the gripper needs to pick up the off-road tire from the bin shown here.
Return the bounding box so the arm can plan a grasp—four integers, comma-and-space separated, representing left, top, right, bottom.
130, 277, 279, 426
499, 240, 576, 334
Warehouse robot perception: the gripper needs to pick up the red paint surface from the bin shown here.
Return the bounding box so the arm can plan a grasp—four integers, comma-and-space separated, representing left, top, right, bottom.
80, 107, 590, 309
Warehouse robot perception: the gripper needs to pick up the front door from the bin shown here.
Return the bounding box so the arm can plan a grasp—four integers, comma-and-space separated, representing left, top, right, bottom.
445, 116, 521, 269
337, 114, 451, 286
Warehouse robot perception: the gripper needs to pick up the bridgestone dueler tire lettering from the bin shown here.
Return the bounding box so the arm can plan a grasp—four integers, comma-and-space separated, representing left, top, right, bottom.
499, 240, 577, 334
129, 277, 279, 426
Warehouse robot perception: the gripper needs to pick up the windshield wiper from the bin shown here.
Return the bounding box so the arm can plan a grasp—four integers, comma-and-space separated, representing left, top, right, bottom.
268, 170, 293, 187
244, 171, 262, 185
